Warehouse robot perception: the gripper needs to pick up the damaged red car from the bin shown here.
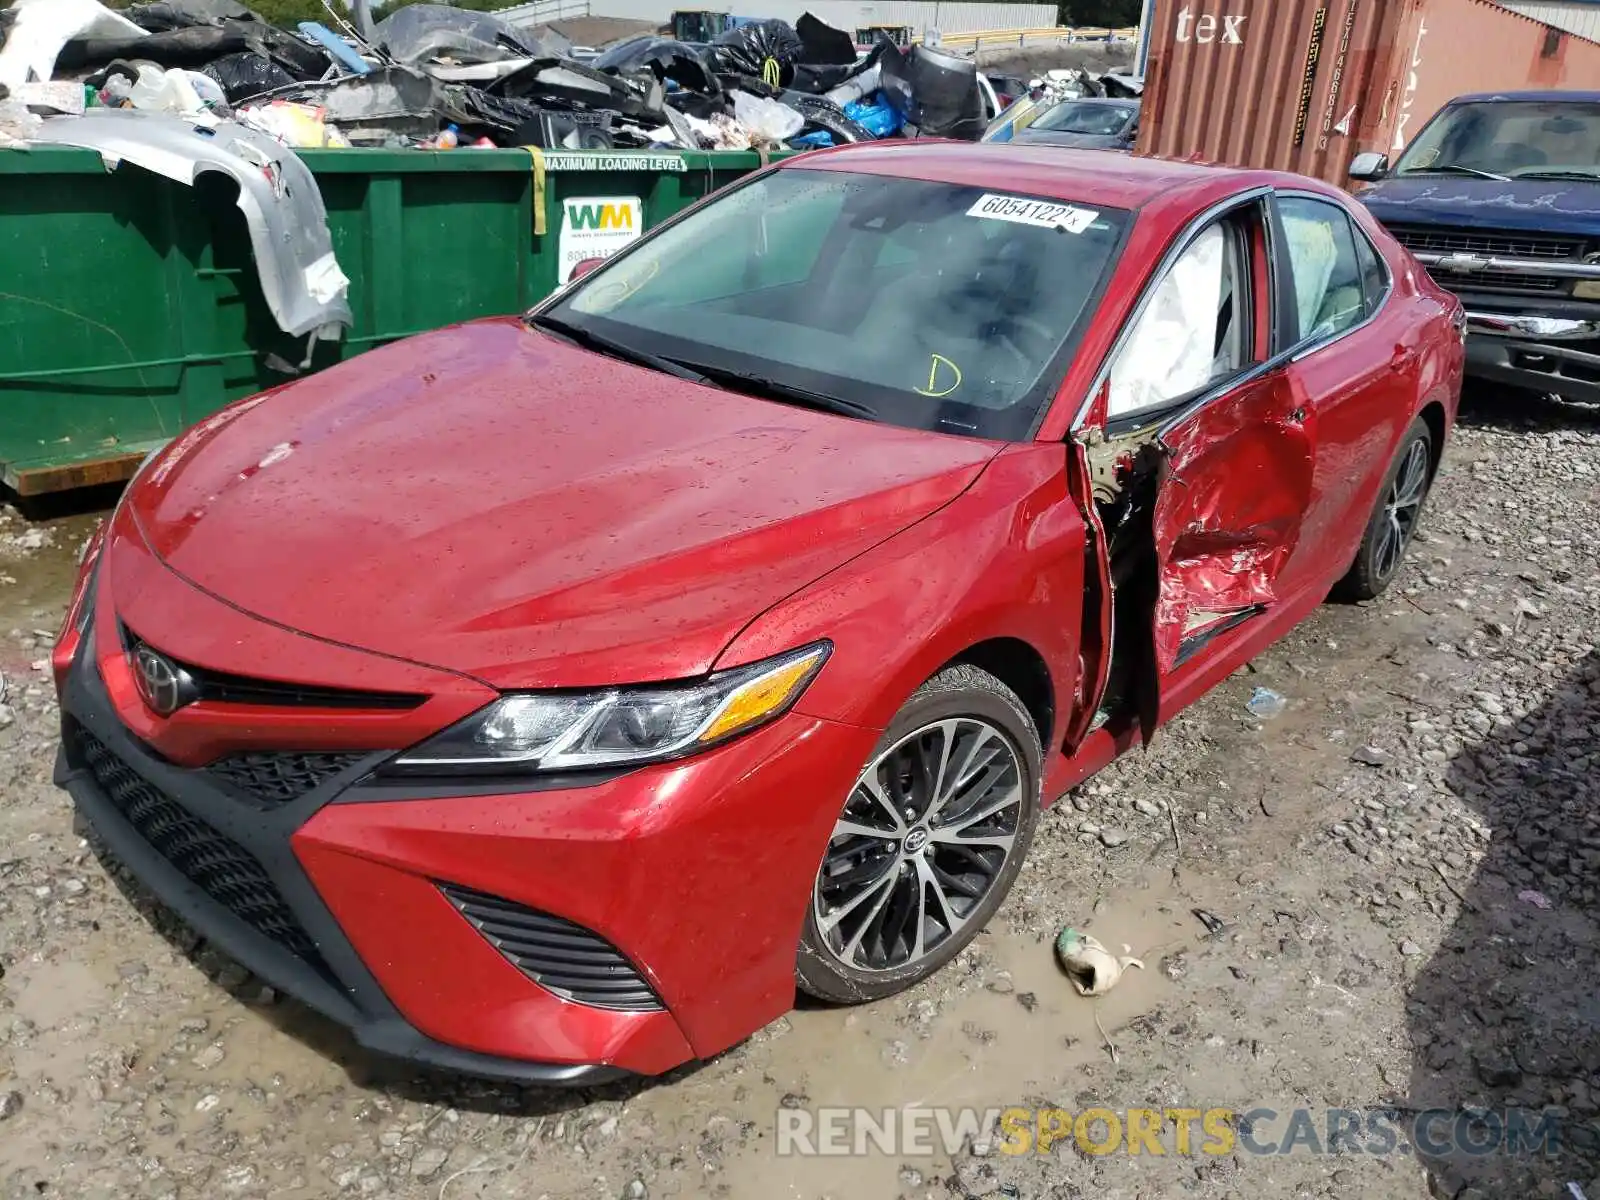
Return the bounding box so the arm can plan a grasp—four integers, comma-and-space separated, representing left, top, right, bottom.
53, 143, 1465, 1085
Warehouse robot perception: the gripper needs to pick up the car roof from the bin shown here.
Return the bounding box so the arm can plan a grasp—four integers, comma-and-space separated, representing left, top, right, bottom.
787, 142, 1303, 212
1450, 90, 1600, 103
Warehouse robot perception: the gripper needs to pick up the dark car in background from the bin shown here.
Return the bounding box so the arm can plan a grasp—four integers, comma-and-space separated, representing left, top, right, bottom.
1012, 97, 1139, 150
1353, 91, 1600, 409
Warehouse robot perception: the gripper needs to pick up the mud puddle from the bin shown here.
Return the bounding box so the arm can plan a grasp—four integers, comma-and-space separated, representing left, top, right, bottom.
589, 884, 1194, 1199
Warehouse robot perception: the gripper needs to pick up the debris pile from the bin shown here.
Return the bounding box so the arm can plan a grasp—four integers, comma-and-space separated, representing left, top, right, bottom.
0, 0, 996, 351
0, 0, 994, 153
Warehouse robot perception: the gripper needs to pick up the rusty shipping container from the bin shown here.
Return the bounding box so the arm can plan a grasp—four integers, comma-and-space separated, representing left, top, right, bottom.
1134, 0, 1600, 186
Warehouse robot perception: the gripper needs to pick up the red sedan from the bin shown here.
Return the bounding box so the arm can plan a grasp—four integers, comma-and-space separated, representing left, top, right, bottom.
53, 144, 1464, 1085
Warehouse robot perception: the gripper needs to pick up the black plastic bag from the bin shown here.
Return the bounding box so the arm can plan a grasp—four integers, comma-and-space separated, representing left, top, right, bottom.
879, 44, 983, 140
788, 62, 855, 94
593, 36, 720, 96
202, 51, 295, 104
63, 26, 246, 70
126, 0, 256, 32
788, 38, 888, 95
707, 19, 804, 87
60, 19, 329, 80
375, 4, 548, 65
795, 13, 857, 65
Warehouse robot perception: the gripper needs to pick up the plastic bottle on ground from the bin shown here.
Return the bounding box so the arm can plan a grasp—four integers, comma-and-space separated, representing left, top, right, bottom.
1246, 687, 1288, 719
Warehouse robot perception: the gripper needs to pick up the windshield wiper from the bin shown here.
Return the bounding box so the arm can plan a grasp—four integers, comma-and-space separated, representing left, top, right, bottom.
527, 313, 711, 385
1514, 168, 1600, 181
1399, 164, 1510, 181
529, 315, 875, 419
683, 362, 877, 421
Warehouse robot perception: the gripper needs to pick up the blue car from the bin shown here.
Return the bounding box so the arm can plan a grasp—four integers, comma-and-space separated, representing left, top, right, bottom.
1352, 91, 1600, 409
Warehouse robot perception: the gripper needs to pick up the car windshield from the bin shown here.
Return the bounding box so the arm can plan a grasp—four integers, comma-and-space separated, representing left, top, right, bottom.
1030, 101, 1134, 136
1394, 100, 1600, 180
541, 168, 1129, 440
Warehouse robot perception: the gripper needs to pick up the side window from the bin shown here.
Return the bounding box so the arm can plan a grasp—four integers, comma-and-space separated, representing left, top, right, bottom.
1107, 213, 1253, 419
1351, 221, 1389, 316
1277, 196, 1367, 344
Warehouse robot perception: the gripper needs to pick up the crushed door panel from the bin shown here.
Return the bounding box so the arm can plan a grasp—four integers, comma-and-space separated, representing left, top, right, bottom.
1149, 371, 1316, 678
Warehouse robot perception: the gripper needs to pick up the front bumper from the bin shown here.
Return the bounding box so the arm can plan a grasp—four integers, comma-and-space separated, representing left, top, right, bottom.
1464, 324, 1600, 405
56, 571, 879, 1082
57, 651, 638, 1085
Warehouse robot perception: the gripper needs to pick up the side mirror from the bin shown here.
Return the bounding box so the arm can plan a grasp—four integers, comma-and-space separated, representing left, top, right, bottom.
569, 256, 607, 281
1348, 151, 1389, 182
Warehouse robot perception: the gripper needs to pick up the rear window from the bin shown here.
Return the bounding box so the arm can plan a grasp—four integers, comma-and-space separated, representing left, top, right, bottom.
548, 167, 1130, 441
1031, 102, 1135, 136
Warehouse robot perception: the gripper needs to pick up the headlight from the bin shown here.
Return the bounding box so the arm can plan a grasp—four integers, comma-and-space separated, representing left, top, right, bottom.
75, 557, 99, 634
116, 447, 163, 513
392, 642, 831, 774
64, 527, 106, 640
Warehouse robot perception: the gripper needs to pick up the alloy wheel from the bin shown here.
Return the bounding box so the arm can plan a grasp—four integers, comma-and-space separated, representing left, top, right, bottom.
1373, 437, 1430, 581
812, 717, 1024, 973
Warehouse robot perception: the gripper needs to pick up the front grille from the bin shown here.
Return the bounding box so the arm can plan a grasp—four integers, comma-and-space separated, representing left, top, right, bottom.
208, 752, 370, 808
122, 627, 424, 711
79, 730, 326, 967
1386, 224, 1583, 294
1387, 224, 1583, 260
440, 884, 663, 1012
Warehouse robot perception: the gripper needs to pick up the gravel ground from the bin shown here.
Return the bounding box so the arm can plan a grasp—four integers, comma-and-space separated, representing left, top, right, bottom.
0, 390, 1596, 1200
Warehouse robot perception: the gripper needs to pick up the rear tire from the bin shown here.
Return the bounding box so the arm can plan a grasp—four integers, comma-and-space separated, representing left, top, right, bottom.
796, 665, 1042, 1005
1334, 415, 1434, 601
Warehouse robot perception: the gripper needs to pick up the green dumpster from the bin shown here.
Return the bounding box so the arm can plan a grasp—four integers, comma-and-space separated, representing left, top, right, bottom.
0, 146, 790, 496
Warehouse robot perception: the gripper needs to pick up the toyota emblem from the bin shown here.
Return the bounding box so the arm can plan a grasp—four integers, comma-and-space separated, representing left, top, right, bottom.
133, 645, 191, 716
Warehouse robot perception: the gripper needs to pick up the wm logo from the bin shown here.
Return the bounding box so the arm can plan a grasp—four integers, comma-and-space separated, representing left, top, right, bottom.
567, 202, 634, 231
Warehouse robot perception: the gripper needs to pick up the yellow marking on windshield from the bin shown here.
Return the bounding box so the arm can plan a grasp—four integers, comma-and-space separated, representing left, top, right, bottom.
915, 354, 963, 397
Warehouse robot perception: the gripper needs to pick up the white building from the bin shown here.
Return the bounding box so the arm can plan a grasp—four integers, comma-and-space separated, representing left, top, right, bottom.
1493, 0, 1600, 40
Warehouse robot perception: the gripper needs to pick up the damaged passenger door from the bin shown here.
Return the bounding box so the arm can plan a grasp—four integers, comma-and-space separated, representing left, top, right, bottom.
1069, 190, 1316, 742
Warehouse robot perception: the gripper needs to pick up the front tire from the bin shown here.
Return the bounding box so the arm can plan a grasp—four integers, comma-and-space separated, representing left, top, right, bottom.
1334, 415, 1435, 602
796, 665, 1042, 1004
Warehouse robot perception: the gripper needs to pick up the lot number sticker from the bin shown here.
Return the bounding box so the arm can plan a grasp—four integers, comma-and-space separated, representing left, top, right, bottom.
558, 196, 644, 284
967, 193, 1099, 233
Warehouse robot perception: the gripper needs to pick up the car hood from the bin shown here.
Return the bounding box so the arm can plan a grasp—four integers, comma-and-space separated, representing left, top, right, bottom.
1358, 175, 1600, 235
129, 318, 1000, 688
